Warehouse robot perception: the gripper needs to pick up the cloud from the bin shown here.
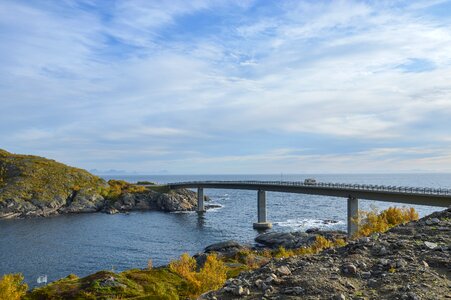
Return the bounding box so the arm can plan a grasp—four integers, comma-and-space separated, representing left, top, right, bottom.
0, 0, 450, 173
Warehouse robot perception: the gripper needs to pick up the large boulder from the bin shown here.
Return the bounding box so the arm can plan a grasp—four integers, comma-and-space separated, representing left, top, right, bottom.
110, 189, 198, 212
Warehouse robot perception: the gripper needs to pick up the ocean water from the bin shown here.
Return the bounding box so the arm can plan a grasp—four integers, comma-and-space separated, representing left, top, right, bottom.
0, 173, 449, 287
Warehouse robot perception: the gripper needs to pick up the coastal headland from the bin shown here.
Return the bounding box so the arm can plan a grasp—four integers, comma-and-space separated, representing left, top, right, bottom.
0, 149, 199, 219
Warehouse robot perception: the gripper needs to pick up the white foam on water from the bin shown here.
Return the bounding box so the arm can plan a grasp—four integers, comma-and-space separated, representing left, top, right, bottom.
170, 210, 196, 214
206, 203, 224, 212
275, 218, 345, 230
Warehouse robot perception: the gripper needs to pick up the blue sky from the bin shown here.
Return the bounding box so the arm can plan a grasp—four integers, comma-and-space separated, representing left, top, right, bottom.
1, 0, 451, 174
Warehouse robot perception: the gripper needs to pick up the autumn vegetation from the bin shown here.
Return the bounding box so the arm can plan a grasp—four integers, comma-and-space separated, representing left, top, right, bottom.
354, 206, 419, 237
0, 274, 28, 300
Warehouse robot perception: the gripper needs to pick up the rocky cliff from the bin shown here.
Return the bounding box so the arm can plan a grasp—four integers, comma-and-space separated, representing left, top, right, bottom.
202, 208, 451, 299
0, 149, 197, 219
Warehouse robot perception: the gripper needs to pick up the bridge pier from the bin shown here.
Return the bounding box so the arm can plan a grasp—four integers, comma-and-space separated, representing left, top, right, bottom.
197, 188, 205, 212
347, 196, 359, 237
253, 190, 272, 229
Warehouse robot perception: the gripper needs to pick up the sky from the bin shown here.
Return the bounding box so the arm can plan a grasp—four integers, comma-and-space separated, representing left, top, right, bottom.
1, 0, 451, 174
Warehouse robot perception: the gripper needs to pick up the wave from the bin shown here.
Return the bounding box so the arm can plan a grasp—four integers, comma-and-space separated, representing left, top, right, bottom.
206, 203, 224, 212
275, 218, 345, 230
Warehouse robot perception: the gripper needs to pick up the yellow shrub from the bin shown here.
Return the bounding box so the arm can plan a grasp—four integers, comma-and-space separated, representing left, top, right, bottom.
259, 248, 273, 258
274, 235, 346, 258
169, 253, 199, 290
355, 206, 419, 237
107, 180, 147, 199
196, 254, 227, 292
274, 246, 295, 258
169, 253, 227, 298
0, 273, 28, 300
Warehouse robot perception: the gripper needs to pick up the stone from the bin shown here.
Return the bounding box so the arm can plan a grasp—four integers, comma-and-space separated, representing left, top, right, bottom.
255, 279, 264, 289
424, 241, 438, 249
368, 279, 378, 287
276, 265, 291, 276
425, 218, 440, 225
204, 240, 246, 255
342, 263, 357, 275
232, 286, 249, 296
402, 292, 420, 300
345, 281, 355, 290
358, 237, 371, 244
104, 207, 119, 214
265, 273, 278, 283
282, 287, 304, 295
334, 293, 346, 300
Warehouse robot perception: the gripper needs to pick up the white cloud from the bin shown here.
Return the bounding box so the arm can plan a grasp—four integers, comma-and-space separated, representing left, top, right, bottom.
1, 0, 451, 173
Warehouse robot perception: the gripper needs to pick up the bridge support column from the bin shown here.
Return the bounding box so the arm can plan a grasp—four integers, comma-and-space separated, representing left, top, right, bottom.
347, 196, 359, 237
197, 188, 205, 212
253, 190, 272, 229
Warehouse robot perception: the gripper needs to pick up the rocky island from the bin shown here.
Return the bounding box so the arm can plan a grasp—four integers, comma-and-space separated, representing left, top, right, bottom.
0, 149, 198, 219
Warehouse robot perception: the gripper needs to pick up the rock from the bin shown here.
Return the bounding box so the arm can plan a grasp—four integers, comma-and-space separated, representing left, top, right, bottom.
255, 279, 264, 289
345, 281, 355, 290
358, 237, 371, 244
372, 245, 388, 256
104, 207, 119, 214
402, 292, 420, 300
333, 294, 346, 300
424, 241, 438, 249
342, 263, 357, 275
232, 286, 243, 296
276, 266, 291, 276
425, 218, 440, 225
204, 240, 247, 258
323, 219, 339, 224
256, 230, 346, 249
368, 279, 378, 287
282, 287, 304, 295
205, 204, 222, 210
98, 276, 126, 289
265, 273, 278, 283
193, 253, 208, 269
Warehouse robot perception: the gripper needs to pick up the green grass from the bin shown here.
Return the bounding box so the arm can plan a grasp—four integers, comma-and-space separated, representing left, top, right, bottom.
0, 149, 107, 205
25, 268, 191, 300
146, 185, 171, 193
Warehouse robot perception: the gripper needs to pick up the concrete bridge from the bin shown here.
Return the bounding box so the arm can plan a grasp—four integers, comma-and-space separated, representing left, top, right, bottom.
163, 180, 451, 236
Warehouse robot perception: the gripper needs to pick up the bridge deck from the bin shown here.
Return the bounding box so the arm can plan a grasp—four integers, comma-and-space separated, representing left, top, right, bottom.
166, 181, 451, 207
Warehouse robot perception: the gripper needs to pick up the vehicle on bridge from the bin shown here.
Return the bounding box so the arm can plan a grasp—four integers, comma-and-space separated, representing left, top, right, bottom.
304, 178, 317, 185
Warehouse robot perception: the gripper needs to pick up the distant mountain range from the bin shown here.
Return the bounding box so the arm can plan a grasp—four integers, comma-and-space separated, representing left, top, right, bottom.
90, 169, 170, 175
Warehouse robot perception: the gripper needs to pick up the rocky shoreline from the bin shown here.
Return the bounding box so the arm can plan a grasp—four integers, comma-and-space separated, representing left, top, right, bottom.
21, 207, 450, 299
0, 188, 200, 219
202, 208, 451, 299
0, 149, 201, 219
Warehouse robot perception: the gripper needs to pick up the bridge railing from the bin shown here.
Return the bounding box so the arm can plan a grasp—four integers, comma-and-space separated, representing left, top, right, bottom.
167, 180, 451, 196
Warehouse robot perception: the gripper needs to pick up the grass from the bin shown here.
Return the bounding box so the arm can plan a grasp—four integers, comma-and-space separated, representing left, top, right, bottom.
0, 149, 107, 205
146, 185, 171, 193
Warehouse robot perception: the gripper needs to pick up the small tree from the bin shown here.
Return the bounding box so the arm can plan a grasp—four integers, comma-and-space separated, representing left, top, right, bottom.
0, 273, 28, 300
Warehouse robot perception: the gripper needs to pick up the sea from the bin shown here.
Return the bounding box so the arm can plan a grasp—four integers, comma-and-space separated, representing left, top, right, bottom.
1, 173, 450, 287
